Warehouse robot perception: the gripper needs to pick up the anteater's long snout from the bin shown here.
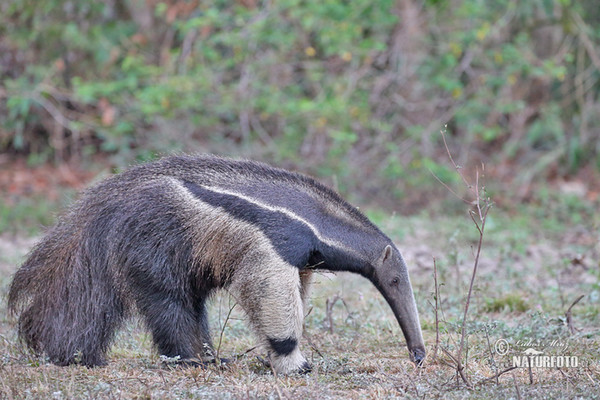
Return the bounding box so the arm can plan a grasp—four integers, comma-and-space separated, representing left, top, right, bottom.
396, 294, 426, 367
374, 274, 426, 367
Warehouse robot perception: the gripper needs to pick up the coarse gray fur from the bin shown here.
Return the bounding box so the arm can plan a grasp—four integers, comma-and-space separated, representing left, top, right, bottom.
8, 155, 426, 374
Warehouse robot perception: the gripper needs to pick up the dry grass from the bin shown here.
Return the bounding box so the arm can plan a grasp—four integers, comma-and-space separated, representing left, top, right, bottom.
1, 210, 599, 399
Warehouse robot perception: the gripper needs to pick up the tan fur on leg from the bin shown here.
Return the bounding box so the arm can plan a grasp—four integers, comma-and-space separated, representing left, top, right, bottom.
230, 255, 308, 374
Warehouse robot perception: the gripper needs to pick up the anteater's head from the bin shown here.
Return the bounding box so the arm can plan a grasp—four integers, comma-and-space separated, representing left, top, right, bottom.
371, 244, 426, 366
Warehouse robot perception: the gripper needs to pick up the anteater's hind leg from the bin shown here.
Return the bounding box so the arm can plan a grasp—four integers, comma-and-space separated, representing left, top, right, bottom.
231, 260, 310, 374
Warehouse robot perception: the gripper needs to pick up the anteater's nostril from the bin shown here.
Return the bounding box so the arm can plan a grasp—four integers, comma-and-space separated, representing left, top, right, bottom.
411, 349, 426, 367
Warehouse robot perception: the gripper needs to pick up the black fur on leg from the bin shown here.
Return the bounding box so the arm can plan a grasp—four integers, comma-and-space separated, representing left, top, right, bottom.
133, 286, 213, 360
117, 211, 216, 361
268, 337, 297, 356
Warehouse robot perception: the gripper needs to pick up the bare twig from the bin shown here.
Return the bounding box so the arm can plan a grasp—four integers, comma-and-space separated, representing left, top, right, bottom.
303, 331, 325, 359
457, 204, 489, 359
392, 361, 421, 397
235, 345, 259, 359
432, 257, 440, 361
565, 295, 585, 335
513, 372, 522, 400
428, 168, 470, 204
325, 294, 350, 334
442, 345, 470, 388
484, 325, 499, 384
441, 344, 470, 386
439, 128, 492, 388
584, 366, 596, 384
216, 299, 237, 363
558, 367, 575, 386
441, 346, 459, 364
477, 366, 518, 384
440, 129, 472, 190
268, 357, 287, 400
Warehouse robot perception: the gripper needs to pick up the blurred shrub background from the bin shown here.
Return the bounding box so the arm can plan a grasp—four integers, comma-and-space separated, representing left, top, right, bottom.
1, 0, 599, 212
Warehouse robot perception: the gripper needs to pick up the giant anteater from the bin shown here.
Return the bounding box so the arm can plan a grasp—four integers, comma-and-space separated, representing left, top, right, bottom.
8, 155, 426, 374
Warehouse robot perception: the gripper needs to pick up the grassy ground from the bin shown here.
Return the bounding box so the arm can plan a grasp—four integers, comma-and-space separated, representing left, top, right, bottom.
0, 196, 598, 399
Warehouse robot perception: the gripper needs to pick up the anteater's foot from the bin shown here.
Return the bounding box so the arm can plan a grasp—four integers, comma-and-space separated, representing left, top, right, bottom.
298, 361, 312, 374
258, 353, 312, 375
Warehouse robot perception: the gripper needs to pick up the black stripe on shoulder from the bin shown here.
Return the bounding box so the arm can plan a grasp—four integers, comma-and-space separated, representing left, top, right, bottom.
268, 337, 297, 356
155, 155, 378, 233
182, 181, 316, 268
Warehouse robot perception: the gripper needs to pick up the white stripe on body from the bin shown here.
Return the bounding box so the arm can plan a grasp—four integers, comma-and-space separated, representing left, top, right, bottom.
195, 183, 365, 262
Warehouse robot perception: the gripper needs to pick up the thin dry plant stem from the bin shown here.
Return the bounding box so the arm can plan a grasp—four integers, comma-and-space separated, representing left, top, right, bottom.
477, 366, 518, 384
566, 294, 585, 335
432, 257, 440, 361
513, 372, 522, 400
303, 331, 325, 359
325, 294, 350, 334
268, 358, 287, 400
441, 128, 473, 190
216, 298, 237, 363
428, 168, 470, 204
484, 325, 499, 384
457, 204, 489, 369
440, 129, 492, 388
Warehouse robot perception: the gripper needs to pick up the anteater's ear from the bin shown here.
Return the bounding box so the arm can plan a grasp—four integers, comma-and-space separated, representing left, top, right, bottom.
382, 245, 392, 264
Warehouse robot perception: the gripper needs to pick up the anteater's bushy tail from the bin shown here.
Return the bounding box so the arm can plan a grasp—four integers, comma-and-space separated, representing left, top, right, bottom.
7, 215, 126, 366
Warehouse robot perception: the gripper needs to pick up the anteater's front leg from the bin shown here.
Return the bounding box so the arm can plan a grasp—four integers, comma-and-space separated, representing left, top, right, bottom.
231, 259, 310, 374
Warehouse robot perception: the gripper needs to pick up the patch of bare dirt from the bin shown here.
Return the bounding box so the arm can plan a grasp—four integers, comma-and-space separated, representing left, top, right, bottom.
0, 158, 94, 205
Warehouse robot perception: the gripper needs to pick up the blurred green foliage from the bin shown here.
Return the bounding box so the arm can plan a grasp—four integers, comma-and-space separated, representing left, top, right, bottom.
484, 293, 529, 313
1, 0, 599, 205
0, 194, 62, 234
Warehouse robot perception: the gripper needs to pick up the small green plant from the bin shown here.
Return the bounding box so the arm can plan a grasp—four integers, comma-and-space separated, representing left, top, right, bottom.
484, 294, 529, 313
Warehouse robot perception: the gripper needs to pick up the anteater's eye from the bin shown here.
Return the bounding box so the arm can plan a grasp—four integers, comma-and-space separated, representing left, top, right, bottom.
391, 277, 399, 285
